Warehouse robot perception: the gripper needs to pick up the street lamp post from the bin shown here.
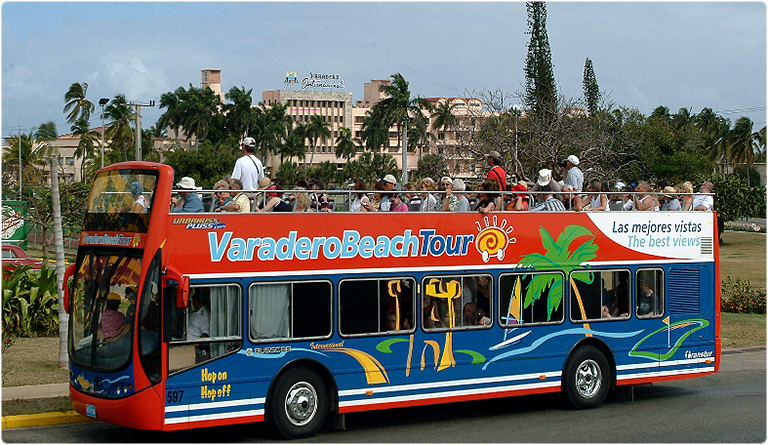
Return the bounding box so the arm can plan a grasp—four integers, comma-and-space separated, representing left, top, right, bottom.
99, 98, 109, 169
401, 115, 409, 186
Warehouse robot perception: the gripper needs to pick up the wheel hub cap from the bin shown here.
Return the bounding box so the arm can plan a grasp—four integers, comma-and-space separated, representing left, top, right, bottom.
575, 359, 601, 398
285, 382, 317, 426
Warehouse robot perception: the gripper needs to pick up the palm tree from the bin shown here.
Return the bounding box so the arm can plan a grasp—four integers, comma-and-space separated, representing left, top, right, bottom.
335, 127, 356, 162
180, 85, 221, 147
517, 226, 598, 330
432, 100, 458, 155
35, 122, 58, 141
2, 131, 51, 185
63, 82, 95, 124
375, 73, 433, 154
695, 108, 730, 150
730, 116, 758, 185
305, 115, 331, 168
71, 117, 99, 180
224, 86, 255, 139
282, 124, 307, 164
104, 94, 135, 162
360, 109, 389, 152
406, 113, 435, 159
158, 87, 185, 139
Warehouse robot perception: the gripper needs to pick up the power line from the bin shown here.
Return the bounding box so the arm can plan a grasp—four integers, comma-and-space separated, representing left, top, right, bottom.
714, 106, 766, 115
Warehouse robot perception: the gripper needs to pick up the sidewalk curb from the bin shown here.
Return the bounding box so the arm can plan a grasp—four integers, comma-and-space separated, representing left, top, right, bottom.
2, 347, 762, 429
2, 411, 94, 429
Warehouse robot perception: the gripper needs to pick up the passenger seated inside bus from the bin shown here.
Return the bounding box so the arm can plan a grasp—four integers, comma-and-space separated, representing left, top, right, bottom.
188, 291, 211, 363
637, 278, 659, 317
99, 292, 125, 343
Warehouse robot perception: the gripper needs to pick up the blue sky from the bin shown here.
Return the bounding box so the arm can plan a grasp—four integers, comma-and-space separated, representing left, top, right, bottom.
2, 2, 765, 139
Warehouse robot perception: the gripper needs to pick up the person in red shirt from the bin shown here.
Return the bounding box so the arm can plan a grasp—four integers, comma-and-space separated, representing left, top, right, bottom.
485, 150, 507, 192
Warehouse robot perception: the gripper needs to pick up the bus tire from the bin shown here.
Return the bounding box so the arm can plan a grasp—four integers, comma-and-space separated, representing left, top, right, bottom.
268, 367, 328, 439
563, 346, 610, 409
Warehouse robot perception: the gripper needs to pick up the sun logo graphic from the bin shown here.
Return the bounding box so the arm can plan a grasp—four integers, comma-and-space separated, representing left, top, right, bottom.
475, 216, 516, 263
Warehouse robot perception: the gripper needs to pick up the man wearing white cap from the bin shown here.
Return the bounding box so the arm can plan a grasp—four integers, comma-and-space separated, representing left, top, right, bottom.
530, 168, 561, 204
172, 177, 204, 213
563, 154, 583, 192
231, 136, 264, 191
379, 174, 398, 211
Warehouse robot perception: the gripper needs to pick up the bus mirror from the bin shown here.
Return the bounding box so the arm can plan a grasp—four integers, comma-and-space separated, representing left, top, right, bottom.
63, 264, 76, 313
178, 276, 189, 309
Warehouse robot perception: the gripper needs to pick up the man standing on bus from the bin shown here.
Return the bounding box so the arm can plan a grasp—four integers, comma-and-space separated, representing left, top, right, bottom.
231, 137, 264, 191
485, 151, 507, 192
172, 177, 205, 213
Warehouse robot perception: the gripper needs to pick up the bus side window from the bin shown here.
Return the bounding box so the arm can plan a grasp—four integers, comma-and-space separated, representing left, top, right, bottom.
339, 278, 415, 335
499, 272, 564, 325
422, 275, 492, 330
249, 281, 331, 341
636, 269, 664, 318
168, 284, 241, 374
570, 270, 630, 321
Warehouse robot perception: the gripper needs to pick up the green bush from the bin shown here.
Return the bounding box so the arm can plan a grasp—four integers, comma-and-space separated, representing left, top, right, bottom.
2, 264, 59, 336
711, 175, 767, 222
721, 276, 766, 314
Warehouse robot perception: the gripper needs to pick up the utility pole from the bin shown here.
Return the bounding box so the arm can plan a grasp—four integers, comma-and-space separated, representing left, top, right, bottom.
401, 115, 409, 187
18, 126, 22, 199
99, 98, 109, 169
127, 100, 155, 161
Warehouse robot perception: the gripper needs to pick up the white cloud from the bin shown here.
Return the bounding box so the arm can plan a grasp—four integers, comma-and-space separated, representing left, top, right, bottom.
101, 57, 168, 102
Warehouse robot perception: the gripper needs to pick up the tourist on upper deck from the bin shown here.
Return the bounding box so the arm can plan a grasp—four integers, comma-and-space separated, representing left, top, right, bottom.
680, 181, 694, 211
560, 184, 584, 211
308, 179, 332, 212
632, 181, 659, 211
531, 168, 561, 203
419, 178, 440, 212
231, 137, 264, 191
172, 177, 205, 213
211, 179, 232, 212
349, 179, 371, 212
291, 187, 311, 212
379, 175, 398, 211
391, 194, 409, 212
562, 155, 584, 192
219, 179, 250, 213
440, 176, 460, 212
692, 181, 714, 211
529, 185, 566, 212
585, 179, 608, 211
476, 180, 500, 214
255, 182, 291, 212
485, 151, 507, 193
660, 186, 682, 211
452, 179, 471, 212
620, 185, 635, 211
506, 182, 530, 211
404, 182, 421, 211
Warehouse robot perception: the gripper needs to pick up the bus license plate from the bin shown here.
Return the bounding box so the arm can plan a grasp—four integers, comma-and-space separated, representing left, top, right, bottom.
86, 404, 97, 418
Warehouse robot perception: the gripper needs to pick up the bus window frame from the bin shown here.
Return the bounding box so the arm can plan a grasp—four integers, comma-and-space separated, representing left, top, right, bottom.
498, 270, 567, 327
337, 276, 417, 338
568, 268, 633, 323
247, 279, 334, 344
420, 273, 494, 333
635, 267, 665, 320
167, 282, 243, 375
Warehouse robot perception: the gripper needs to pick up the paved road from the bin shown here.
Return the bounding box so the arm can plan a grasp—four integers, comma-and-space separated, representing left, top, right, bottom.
3, 349, 764, 443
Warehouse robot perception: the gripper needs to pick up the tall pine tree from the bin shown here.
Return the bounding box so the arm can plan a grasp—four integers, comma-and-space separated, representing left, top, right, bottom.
582, 58, 600, 115
523, 1, 557, 119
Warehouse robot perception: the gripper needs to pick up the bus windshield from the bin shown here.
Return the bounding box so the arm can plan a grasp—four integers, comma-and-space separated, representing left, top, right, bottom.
69, 250, 142, 371
84, 169, 158, 233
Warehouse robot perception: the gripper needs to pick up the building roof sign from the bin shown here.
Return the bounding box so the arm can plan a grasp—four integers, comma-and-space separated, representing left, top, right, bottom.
301, 72, 344, 90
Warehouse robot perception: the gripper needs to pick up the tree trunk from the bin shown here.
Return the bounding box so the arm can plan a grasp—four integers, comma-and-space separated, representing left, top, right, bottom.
50, 157, 69, 369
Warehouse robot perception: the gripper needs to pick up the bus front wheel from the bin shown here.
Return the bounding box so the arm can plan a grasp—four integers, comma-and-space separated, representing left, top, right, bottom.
563, 346, 610, 409
269, 367, 328, 439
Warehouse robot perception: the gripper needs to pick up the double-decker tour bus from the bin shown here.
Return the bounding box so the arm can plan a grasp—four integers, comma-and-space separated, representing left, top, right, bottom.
65, 162, 720, 438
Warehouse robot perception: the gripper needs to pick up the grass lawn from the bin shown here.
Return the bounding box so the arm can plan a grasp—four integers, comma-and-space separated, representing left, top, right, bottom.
719, 230, 766, 290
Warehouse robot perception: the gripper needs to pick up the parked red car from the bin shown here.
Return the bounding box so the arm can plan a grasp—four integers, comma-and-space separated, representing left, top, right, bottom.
2, 244, 43, 275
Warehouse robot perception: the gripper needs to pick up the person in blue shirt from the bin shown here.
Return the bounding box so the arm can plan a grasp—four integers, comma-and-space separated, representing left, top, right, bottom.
172, 177, 204, 213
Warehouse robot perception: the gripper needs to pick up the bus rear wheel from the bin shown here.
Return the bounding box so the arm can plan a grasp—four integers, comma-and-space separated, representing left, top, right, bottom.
269, 367, 328, 439
563, 346, 610, 409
